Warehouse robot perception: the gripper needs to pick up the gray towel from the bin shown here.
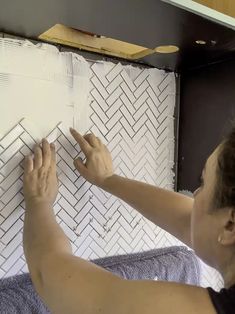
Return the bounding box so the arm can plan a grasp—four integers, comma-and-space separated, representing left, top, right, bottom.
92, 245, 201, 284
0, 246, 201, 313
0, 273, 50, 314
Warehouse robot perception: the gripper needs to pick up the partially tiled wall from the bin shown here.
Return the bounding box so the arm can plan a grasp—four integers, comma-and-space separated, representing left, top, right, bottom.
0, 37, 224, 291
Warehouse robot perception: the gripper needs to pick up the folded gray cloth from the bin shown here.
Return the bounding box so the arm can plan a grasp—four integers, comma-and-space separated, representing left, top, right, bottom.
0, 246, 201, 313
92, 245, 201, 284
0, 274, 50, 314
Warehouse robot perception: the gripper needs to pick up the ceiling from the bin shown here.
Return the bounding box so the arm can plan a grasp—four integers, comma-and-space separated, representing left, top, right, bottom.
1, 0, 235, 72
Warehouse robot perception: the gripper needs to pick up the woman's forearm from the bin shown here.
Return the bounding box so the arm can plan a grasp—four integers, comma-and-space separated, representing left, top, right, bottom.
101, 174, 176, 223
23, 201, 72, 285
101, 174, 193, 246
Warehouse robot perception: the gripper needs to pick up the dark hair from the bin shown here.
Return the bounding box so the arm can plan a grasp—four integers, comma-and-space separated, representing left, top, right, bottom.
212, 122, 235, 212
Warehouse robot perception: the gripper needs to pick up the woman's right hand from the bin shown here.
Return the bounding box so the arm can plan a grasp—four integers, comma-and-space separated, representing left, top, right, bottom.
70, 128, 114, 188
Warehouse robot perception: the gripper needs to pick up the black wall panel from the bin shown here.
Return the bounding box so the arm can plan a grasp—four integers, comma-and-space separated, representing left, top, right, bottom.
1, 0, 235, 71
178, 59, 235, 192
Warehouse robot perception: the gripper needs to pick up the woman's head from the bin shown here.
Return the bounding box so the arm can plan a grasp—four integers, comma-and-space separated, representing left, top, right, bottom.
191, 122, 235, 288
212, 127, 235, 213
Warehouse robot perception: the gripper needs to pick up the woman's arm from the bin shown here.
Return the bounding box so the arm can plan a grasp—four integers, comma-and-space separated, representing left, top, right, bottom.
23, 140, 72, 289
23, 139, 120, 314
101, 175, 193, 247
70, 129, 194, 248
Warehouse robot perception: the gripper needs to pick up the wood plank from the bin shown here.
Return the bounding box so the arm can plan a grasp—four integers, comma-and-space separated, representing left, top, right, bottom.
193, 0, 235, 18
39, 24, 155, 60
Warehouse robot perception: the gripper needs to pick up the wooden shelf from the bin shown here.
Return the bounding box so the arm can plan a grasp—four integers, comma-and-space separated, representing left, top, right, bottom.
194, 0, 235, 18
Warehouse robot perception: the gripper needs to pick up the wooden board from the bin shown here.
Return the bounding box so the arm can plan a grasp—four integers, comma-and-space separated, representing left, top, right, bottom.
193, 0, 235, 18
39, 24, 155, 60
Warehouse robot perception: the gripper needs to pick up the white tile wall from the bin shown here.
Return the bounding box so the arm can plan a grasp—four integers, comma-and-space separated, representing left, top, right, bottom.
0, 38, 223, 292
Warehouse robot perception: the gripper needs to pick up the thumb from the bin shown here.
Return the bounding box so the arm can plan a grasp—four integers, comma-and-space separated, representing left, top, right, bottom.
74, 158, 89, 177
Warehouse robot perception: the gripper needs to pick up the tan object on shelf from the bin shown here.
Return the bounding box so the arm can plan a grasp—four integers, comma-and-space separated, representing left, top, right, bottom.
39, 24, 155, 60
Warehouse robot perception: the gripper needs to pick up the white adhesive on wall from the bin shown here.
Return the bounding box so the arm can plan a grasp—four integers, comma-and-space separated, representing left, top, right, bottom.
0, 38, 92, 141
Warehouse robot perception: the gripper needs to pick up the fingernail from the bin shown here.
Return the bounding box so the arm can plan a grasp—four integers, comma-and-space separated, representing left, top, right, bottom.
70, 127, 74, 132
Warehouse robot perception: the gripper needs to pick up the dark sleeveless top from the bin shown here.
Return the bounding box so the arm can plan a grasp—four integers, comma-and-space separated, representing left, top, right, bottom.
207, 284, 235, 314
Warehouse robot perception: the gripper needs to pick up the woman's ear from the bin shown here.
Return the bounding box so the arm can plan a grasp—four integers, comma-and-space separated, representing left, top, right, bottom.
219, 209, 235, 246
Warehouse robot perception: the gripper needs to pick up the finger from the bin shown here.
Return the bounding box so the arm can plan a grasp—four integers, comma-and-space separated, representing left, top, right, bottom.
96, 137, 102, 145
24, 155, 34, 174
74, 158, 89, 178
34, 144, 42, 169
50, 142, 57, 169
84, 133, 99, 147
42, 138, 51, 169
96, 137, 105, 147
70, 128, 92, 155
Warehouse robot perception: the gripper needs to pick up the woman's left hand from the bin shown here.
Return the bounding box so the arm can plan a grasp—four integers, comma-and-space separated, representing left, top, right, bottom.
23, 139, 59, 208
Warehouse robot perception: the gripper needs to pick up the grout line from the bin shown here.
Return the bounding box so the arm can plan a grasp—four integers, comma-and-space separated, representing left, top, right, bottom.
174, 73, 180, 192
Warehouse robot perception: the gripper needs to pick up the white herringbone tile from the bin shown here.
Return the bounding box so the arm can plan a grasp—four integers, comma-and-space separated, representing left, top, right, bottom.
0, 39, 221, 291
0, 64, 174, 276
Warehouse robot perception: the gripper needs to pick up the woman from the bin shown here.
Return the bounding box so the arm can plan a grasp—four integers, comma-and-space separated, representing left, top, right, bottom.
22, 126, 235, 314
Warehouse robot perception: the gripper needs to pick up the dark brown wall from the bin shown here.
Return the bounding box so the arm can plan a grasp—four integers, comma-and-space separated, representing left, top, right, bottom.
178, 58, 235, 192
